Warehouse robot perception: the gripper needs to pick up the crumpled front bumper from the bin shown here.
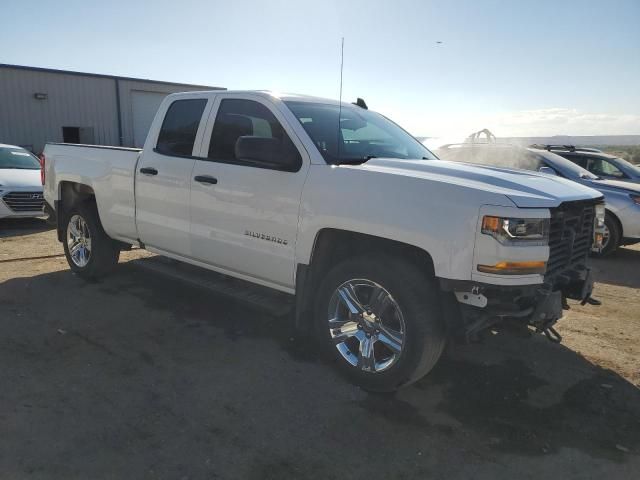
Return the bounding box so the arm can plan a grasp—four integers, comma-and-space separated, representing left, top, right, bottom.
441, 267, 596, 342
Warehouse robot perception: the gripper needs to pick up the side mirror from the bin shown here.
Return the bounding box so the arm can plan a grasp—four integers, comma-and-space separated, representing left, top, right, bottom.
538, 166, 557, 176
235, 136, 300, 171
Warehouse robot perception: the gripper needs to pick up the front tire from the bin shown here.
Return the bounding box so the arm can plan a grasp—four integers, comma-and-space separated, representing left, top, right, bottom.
595, 213, 621, 257
314, 255, 446, 392
62, 201, 120, 279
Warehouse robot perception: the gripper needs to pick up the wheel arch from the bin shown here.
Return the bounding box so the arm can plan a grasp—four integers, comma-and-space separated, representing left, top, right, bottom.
294, 228, 437, 331
56, 181, 96, 242
605, 208, 623, 238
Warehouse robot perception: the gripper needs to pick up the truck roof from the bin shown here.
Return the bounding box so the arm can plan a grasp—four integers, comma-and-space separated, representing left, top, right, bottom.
169, 89, 343, 106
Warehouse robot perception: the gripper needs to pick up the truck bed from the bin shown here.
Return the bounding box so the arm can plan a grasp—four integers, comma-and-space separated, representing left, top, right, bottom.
43, 143, 142, 243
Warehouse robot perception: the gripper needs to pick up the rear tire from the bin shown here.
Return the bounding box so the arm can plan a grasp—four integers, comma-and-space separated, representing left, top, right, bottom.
62, 201, 120, 279
314, 254, 446, 392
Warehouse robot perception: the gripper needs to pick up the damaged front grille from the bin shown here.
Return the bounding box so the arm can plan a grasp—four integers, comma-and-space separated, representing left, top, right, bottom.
545, 200, 597, 285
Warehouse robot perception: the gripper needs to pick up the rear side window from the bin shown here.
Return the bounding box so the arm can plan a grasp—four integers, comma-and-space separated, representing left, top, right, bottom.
570, 155, 589, 169
156, 99, 207, 156
208, 99, 301, 170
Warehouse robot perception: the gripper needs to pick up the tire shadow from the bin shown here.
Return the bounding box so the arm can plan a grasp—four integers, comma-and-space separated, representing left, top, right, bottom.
0, 218, 52, 238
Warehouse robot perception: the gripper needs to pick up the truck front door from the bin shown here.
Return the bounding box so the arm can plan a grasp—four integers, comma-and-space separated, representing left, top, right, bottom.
189, 94, 309, 291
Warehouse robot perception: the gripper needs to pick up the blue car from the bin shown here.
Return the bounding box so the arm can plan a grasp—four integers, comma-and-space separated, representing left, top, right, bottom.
436, 143, 640, 255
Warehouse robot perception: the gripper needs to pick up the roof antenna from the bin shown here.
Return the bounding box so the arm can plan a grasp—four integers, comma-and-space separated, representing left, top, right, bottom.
336, 37, 344, 164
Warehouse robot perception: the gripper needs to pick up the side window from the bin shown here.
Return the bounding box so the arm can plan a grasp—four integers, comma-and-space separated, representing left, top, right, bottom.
208, 99, 301, 170
594, 158, 625, 178
571, 155, 589, 169
156, 99, 207, 156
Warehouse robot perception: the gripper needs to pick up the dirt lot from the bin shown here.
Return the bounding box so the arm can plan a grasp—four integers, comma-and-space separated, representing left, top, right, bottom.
1, 218, 639, 479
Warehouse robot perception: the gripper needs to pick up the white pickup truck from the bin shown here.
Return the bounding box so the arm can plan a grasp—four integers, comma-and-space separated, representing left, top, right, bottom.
43, 90, 604, 391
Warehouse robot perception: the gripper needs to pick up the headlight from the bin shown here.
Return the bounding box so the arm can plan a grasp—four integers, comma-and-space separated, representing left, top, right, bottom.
592, 203, 606, 252
631, 194, 640, 205
595, 203, 605, 226
481, 216, 549, 244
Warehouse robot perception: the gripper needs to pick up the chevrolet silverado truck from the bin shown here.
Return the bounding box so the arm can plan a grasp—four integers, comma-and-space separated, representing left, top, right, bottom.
42, 91, 605, 391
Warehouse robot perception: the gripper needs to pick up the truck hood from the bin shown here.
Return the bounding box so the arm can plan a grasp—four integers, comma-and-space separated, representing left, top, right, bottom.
356, 159, 602, 208
589, 178, 640, 195
0, 168, 42, 189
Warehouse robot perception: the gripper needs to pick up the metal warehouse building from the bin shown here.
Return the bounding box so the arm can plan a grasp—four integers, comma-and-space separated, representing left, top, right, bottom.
0, 64, 223, 153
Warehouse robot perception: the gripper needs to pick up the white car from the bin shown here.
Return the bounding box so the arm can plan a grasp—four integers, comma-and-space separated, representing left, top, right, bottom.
43, 91, 604, 391
0, 144, 45, 219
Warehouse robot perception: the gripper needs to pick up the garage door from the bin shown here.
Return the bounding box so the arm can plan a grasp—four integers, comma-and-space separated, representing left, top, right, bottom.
131, 91, 169, 148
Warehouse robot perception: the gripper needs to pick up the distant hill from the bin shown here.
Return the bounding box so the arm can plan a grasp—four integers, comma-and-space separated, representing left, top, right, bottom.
500, 135, 640, 147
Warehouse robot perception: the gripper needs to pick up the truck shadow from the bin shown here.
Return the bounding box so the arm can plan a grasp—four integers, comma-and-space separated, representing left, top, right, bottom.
590, 246, 640, 289
0, 218, 52, 238
415, 341, 639, 460
0, 259, 638, 474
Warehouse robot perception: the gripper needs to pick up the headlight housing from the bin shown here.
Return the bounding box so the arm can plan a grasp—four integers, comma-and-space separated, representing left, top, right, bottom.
592, 203, 606, 252
481, 216, 549, 245
595, 203, 606, 226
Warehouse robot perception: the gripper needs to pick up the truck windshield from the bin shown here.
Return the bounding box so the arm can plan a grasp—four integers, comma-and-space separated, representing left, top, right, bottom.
0, 147, 41, 169
284, 101, 437, 164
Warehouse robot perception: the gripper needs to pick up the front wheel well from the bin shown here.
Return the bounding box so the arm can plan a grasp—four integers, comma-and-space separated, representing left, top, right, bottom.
294, 229, 437, 331
605, 208, 623, 237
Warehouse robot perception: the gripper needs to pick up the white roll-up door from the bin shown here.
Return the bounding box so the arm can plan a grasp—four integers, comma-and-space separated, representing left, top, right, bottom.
131, 90, 169, 148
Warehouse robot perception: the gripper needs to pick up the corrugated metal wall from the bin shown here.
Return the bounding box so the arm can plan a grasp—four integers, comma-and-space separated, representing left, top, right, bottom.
0, 66, 222, 153
0, 67, 119, 152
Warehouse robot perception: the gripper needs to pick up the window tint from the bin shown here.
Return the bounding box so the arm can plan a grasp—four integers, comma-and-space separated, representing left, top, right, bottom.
589, 158, 625, 178
570, 155, 589, 169
208, 99, 301, 170
156, 99, 207, 156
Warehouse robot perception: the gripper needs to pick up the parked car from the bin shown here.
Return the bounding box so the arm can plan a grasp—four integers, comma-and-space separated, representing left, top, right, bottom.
0, 143, 45, 219
537, 145, 640, 183
42, 91, 604, 391
437, 142, 640, 255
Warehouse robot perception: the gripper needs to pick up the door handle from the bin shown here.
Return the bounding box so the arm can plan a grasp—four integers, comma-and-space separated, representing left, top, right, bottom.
140, 167, 158, 176
194, 175, 218, 185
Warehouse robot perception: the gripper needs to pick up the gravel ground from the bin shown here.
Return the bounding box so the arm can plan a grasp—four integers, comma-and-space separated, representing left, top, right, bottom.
1, 218, 639, 479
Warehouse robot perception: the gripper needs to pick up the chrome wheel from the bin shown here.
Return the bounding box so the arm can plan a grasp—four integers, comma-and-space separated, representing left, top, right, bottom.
602, 223, 611, 250
328, 279, 406, 373
67, 214, 92, 267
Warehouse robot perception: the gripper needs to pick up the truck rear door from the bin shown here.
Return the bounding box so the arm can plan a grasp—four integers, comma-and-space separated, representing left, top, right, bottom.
189, 94, 310, 291
135, 96, 210, 256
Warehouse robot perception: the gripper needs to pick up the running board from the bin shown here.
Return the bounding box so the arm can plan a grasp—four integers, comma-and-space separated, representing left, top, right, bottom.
130, 256, 294, 317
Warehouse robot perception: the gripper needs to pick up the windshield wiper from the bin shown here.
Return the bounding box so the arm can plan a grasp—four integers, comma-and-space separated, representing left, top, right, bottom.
334, 155, 377, 165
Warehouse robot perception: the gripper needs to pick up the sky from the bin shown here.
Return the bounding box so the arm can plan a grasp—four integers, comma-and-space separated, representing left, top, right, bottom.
2, 0, 639, 142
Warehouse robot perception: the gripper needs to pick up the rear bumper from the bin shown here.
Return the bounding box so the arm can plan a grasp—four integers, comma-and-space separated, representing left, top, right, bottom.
44, 201, 57, 225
